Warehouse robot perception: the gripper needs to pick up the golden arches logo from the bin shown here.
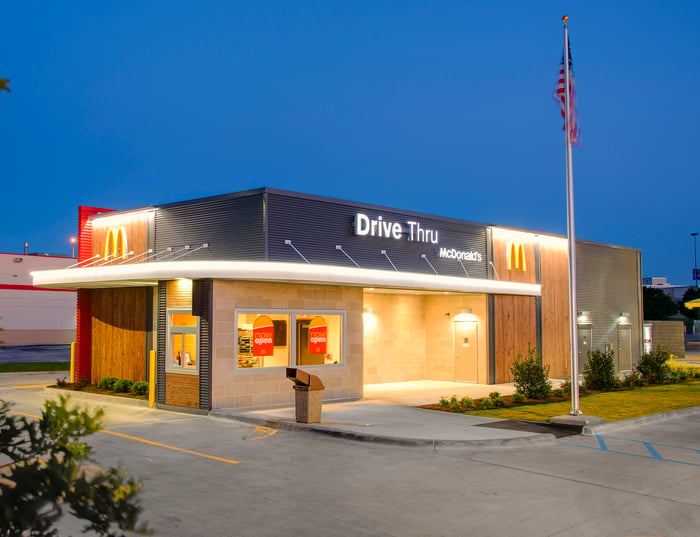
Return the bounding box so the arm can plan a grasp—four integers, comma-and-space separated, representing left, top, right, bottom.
104, 226, 129, 260
506, 242, 527, 272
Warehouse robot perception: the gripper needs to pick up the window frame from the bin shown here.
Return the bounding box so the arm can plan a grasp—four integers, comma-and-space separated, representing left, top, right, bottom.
234, 308, 346, 373
166, 308, 200, 375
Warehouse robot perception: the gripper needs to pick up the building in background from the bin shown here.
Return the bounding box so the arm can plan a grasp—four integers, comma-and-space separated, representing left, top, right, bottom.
0, 253, 76, 346
32, 188, 643, 411
642, 276, 691, 302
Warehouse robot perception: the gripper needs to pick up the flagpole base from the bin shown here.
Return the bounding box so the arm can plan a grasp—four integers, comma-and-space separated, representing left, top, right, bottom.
550, 414, 606, 430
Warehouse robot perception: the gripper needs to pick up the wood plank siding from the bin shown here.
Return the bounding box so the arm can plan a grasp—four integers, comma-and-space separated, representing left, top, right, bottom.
90, 288, 148, 383
540, 241, 571, 378
90, 212, 151, 263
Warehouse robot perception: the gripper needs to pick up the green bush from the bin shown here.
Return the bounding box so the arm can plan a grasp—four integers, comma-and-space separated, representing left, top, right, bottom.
488, 391, 500, 399
582, 348, 617, 391
131, 381, 149, 396
460, 396, 475, 410
449, 395, 462, 411
439, 396, 450, 408
97, 376, 119, 391
552, 388, 565, 398
113, 378, 134, 393
511, 392, 526, 404
509, 344, 552, 400
490, 395, 505, 407
636, 347, 671, 384
480, 398, 494, 410
560, 378, 572, 395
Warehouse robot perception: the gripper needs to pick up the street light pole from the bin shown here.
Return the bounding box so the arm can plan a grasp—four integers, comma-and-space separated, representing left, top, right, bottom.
692, 232, 698, 289
70, 236, 77, 259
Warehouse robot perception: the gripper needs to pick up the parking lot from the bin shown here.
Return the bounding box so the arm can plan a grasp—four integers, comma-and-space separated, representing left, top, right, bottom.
2, 372, 700, 536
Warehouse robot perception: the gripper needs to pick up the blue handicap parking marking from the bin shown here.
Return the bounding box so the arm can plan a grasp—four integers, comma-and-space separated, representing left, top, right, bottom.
557, 435, 700, 467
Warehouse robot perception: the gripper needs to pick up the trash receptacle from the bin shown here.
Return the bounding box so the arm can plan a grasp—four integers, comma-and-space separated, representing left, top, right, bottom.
286, 368, 324, 423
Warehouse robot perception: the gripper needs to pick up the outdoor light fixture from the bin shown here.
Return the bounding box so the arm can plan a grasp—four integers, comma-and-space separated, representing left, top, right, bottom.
454, 308, 477, 322
577, 311, 591, 323
362, 307, 377, 332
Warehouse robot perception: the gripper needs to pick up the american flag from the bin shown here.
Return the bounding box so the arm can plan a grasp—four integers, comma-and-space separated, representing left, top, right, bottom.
555, 38, 580, 146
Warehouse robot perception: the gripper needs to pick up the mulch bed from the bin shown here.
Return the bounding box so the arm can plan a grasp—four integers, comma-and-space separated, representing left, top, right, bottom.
47, 383, 148, 401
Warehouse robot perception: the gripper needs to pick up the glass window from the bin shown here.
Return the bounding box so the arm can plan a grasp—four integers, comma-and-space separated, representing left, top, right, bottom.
167, 310, 199, 374
236, 311, 343, 369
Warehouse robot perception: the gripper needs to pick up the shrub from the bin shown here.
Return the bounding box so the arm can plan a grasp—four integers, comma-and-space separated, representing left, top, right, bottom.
490, 395, 505, 407
449, 395, 463, 411
621, 369, 643, 387
552, 388, 565, 398
636, 347, 671, 384
97, 376, 119, 391
560, 378, 572, 395
511, 392, 526, 404
509, 343, 552, 400
460, 396, 475, 410
439, 396, 450, 408
582, 348, 617, 391
113, 378, 134, 393
55, 376, 68, 387
480, 398, 494, 410
131, 381, 149, 396
488, 391, 501, 399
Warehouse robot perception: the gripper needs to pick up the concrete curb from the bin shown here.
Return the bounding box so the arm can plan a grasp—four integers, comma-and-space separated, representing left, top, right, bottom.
209, 410, 557, 449
584, 405, 700, 435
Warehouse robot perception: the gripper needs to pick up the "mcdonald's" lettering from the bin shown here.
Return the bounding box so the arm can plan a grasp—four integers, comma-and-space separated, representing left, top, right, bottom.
506, 242, 526, 271
104, 227, 129, 261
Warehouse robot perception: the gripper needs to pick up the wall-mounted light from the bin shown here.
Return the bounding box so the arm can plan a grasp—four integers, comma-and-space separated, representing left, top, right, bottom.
618, 312, 631, 325
362, 307, 377, 332
577, 311, 591, 323
454, 308, 478, 322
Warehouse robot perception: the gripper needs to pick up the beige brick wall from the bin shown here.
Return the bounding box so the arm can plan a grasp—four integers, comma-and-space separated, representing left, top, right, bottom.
363, 292, 489, 384
647, 320, 685, 358
211, 281, 363, 409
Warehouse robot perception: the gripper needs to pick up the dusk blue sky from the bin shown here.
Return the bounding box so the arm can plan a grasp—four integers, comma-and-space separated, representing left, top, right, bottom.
1, 1, 698, 285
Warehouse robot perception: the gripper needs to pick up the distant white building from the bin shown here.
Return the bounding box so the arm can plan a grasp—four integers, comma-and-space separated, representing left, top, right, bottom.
642, 276, 692, 302
0, 253, 76, 345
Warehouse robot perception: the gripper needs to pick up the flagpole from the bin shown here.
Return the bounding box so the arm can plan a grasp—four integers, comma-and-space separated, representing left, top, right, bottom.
563, 15, 581, 416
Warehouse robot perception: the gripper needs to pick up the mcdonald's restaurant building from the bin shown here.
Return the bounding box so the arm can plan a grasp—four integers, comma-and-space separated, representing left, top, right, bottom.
33, 188, 643, 412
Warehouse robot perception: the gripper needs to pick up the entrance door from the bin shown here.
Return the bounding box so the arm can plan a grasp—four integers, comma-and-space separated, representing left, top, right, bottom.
454, 321, 478, 382
578, 324, 592, 370
617, 324, 632, 370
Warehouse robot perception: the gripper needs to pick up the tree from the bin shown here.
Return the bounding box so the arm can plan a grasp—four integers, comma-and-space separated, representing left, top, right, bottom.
678, 287, 700, 321
0, 396, 147, 537
643, 286, 678, 320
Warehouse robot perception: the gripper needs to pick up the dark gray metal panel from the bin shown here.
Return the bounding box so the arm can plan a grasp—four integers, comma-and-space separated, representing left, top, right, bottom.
156, 282, 166, 404
154, 193, 265, 261
265, 192, 489, 278
576, 242, 642, 367
197, 279, 212, 411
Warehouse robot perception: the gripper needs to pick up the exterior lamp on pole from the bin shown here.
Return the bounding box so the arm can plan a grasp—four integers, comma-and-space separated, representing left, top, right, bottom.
70, 236, 77, 259
692, 232, 698, 289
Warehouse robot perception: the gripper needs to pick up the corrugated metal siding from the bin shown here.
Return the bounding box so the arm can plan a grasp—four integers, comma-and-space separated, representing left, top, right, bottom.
156, 282, 167, 403
266, 193, 488, 278
197, 279, 212, 410
154, 194, 265, 261
576, 242, 642, 367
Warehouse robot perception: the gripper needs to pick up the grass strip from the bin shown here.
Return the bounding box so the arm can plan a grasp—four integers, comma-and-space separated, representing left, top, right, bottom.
0, 362, 70, 373
464, 381, 700, 422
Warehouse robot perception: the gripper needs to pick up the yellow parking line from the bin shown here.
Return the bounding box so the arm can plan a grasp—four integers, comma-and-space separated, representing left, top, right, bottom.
102, 430, 240, 465
8, 384, 47, 389
8, 410, 240, 466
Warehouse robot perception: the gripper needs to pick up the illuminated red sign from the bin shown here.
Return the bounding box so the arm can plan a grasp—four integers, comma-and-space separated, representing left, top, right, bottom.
308, 316, 327, 355
253, 315, 274, 356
